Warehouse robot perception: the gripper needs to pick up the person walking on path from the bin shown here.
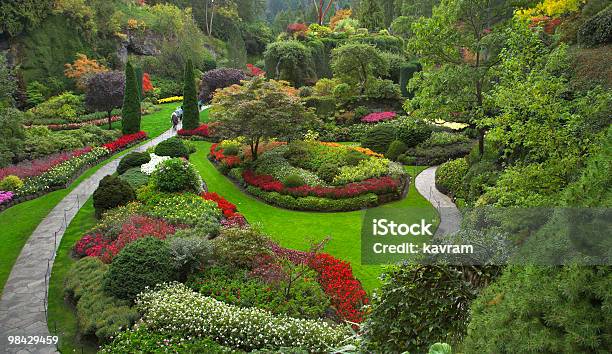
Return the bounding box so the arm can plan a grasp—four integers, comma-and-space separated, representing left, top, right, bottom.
171, 113, 179, 131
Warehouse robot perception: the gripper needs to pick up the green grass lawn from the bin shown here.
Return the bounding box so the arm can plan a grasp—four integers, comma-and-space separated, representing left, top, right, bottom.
191, 141, 438, 292
0, 103, 178, 296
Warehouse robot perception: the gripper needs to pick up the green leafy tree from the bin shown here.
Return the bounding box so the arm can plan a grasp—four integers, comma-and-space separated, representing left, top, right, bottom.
357, 0, 385, 31
407, 0, 512, 156
212, 76, 314, 160
0, 0, 52, 36
331, 43, 389, 94
121, 62, 142, 135
182, 59, 200, 131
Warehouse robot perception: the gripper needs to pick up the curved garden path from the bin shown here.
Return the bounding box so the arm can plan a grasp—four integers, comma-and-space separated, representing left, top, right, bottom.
415, 166, 461, 236
0, 125, 179, 353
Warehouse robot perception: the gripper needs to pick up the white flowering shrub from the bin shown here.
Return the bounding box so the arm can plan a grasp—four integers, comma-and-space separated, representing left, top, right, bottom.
136, 283, 352, 351
141, 154, 171, 175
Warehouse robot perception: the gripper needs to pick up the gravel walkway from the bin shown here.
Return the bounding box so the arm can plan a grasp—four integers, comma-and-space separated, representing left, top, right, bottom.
0, 126, 178, 353
415, 166, 461, 236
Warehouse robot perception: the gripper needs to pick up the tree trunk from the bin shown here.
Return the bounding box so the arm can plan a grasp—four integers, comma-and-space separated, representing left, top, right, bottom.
478, 128, 485, 157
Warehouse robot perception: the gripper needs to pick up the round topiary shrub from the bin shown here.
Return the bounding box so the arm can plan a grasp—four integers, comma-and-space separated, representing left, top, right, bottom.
103, 237, 177, 301
0, 175, 23, 192
93, 175, 136, 218
317, 163, 340, 183
283, 174, 306, 188
151, 158, 202, 193
397, 119, 432, 148
361, 125, 397, 154
117, 152, 151, 175
154, 137, 190, 158
386, 140, 408, 161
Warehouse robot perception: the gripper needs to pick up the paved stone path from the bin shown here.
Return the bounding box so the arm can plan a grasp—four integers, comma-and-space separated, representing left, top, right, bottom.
0, 126, 178, 353
415, 166, 461, 236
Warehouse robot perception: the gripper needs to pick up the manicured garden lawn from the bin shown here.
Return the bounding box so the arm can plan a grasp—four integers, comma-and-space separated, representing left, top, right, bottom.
0, 103, 178, 296
191, 141, 438, 291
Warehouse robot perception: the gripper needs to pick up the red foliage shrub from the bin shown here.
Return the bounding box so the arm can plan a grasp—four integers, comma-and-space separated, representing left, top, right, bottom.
287, 23, 308, 35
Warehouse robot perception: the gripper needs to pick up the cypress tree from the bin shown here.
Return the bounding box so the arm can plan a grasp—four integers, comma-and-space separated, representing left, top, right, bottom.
122, 62, 141, 134
182, 59, 199, 130
134, 66, 144, 101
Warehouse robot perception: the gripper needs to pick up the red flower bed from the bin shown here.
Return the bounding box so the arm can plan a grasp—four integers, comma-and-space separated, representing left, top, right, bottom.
267, 243, 368, 323
202, 191, 247, 226
0, 146, 93, 180
242, 170, 400, 199
178, 124, 210, 138
74, 215, 176, 263
209, 143, 242, 168
103, 131, 147, 152
308, 253, 369, 323
242, 170, 284, 193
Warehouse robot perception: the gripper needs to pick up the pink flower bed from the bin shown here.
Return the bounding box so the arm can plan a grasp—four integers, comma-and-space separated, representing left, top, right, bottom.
0, 147, 93, 180
0, 191, 14, 205
361, 111, 397, 123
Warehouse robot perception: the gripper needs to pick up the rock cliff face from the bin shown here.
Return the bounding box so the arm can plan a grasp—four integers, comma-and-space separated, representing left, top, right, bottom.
116, 30, 161, 64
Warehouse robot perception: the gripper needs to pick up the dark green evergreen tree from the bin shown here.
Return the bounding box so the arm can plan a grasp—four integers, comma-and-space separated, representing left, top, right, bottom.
134, 66, 143, 101
121, 62, 141, 134
182, 59, 199, 130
